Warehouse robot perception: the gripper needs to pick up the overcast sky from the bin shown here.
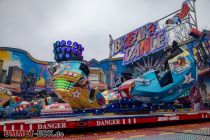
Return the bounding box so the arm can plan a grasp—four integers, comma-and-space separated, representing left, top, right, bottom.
0, 0, 209, 62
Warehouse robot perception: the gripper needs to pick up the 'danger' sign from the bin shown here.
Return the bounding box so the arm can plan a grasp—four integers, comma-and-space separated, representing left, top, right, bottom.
38, 123, 66, 129
96, 119, 120, 126
111, 22, 167, 65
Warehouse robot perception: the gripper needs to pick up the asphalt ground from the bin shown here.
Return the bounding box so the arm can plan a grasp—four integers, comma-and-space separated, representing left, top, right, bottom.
1, 120, 210, 140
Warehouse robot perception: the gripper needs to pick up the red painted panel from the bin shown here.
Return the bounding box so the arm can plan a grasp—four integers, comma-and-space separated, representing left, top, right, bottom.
0, 111, 210, 132
5, 125, 11, 131
179, 114, 201, 120
32, 124, 37, 130
0, 125, 3, 132
14, 124, 20, 130
23, 124, 30, 130
87, 120, 97, 127
66, 122, 76, 129
136, 117, 157, 124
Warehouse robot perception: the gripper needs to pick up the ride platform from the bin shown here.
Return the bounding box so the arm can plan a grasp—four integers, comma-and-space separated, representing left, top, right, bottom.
0, 111, 209, 132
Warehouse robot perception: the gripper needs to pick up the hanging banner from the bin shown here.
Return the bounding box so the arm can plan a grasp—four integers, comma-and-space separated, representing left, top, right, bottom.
111, 22, 167, 65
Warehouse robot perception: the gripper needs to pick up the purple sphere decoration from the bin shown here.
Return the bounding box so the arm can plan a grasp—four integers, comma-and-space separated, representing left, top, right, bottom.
53, 40, 84, 62
75, 51, 79, 55
67, 40, 72, 46
53, 43, 57, 48
66, 47, 71, 52
73, 42, 78, 47
77, 49, 80, 53
56, 41, 60, 46
78, 44, 82, 48
56, 47, 60, 52
72, 48, 76, 53
61, 40, 66, 45
65, 53, 70, 58
61, 46, 66, 52
58, 53, 63, 58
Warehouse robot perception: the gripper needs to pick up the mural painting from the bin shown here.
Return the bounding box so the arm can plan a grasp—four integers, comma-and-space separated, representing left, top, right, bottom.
0, 47, 52, 100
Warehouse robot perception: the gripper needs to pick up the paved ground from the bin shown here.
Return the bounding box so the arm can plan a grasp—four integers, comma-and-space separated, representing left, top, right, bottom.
2, 121, 210, 140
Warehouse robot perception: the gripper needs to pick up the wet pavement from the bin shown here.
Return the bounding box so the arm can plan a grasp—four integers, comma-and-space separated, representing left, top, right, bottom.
63, 122, 210, 140
2, 121, 210, 140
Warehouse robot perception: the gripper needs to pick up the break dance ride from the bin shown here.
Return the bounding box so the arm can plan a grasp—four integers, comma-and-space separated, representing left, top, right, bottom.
0, 0, 209, 137
50, 38, 197, 114
49, 0, 202, 114
50, 0, 201, 113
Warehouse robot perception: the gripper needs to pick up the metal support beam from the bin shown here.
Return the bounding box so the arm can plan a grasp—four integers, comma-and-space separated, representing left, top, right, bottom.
193, 0, 198, 29
156, 9, 181, 22
109, 34, 114, 88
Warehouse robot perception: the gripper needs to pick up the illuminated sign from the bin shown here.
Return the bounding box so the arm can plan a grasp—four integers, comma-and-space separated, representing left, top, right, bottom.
111, 22, 167, 65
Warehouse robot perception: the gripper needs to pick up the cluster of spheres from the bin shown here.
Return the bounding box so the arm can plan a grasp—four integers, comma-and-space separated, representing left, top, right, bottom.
53, 40, 84, 63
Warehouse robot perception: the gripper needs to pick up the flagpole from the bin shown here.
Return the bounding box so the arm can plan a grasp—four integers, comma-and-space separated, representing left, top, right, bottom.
109, 35, 113, 89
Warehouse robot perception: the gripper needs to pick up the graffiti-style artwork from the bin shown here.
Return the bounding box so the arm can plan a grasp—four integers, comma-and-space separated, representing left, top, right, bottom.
89, 67, 107, 90
192, 30, 210, 70
111, 22, 167, 65
180, 78, 210, 104
197, 78, 210, 103
0, 48, 52, 99
169, 55, 192, 74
